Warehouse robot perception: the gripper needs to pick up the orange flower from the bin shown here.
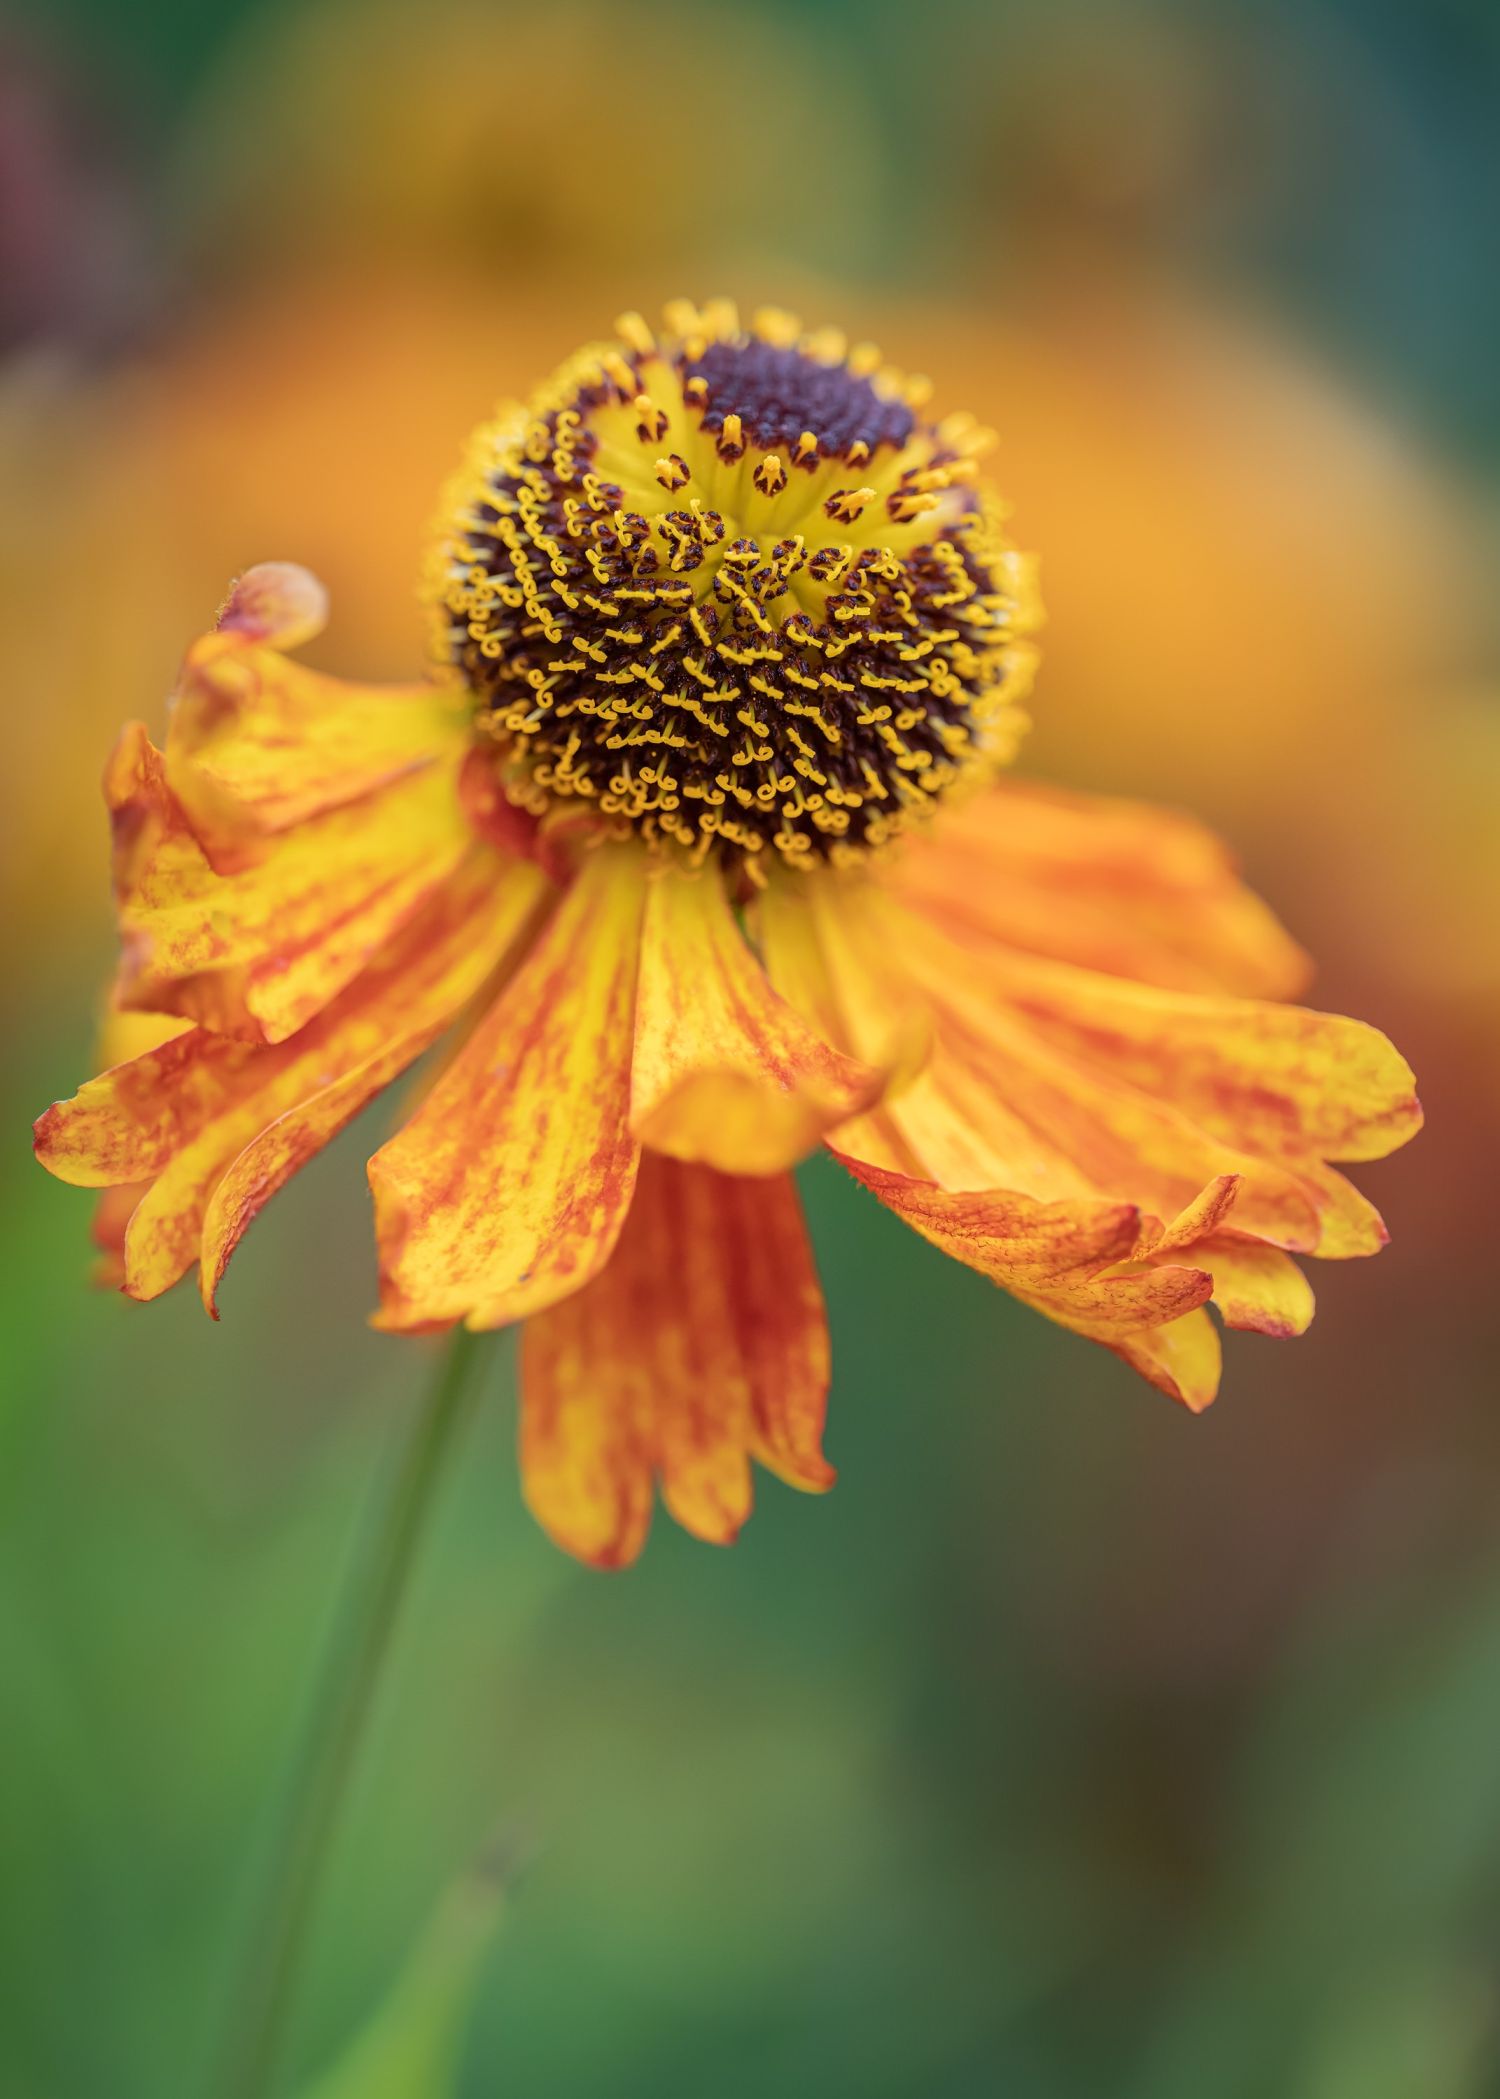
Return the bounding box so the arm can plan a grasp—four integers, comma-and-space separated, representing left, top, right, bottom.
33, 303, 1421, 1565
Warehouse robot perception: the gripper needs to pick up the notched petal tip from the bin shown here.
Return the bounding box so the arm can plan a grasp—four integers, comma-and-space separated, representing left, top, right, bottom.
215, 563, 329, 652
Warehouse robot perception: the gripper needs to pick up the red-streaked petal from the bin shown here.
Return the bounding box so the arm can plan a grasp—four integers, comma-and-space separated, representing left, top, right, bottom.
108, 720, 471, 1042
36, 845, 543, 1302
779, 888, 1318, 1249
834, 1151, 1215, 1382
1195, 1236, 1316, 1337
835, 1149, 1140, 1288
892, 776, 1311, 997
973, 947, 1423, 1166
197, 850, 549, 1311
370, 845, 647, 1334
1144, 1173, 1243, 1255
1292, 1160, 1391, 1258
894, 979, 1323, 1248
1112, 1308, 1223, 1412
631, 865, 883, 1174
166, 631, 464, 865
519, 1154, 832, 1566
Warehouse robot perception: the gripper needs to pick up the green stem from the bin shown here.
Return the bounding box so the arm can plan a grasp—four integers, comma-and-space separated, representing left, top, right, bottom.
211, 1325, 492, 2099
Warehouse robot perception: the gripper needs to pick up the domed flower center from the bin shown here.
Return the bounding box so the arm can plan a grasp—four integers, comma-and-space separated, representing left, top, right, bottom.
430, 300, 1040, 869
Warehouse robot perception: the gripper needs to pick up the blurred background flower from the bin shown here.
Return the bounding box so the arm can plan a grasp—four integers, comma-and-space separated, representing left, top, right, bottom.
3, 0, 1499, 2093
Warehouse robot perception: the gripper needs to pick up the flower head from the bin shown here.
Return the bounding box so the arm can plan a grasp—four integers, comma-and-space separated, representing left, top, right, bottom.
34, 302, 1421, 1565
432, 301, 1037, 868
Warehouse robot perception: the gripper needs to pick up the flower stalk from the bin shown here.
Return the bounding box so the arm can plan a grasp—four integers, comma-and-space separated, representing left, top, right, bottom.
211, 1325, 492, 2099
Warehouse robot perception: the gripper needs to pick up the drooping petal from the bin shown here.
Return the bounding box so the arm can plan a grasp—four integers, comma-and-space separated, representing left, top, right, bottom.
631, 864, 882, 1174
767, 876, 1319, 1248
197, 849, 549, 1310
834, 1148, 1213, 1331
370, 845, 647, 1334
765, 837, 1394, 1407
972, 947, 1423, 1165
1144, 1173, 1243, 1255
36, 844, 543, 1304
107, 720, 472, 1043
1290, 1160, 1390, 1258
892, 776, 1311, 997
1195, 1237, 1315, 1337
1112, 1308, 1223, 1412
891, 978, 1324, 1249
519, 1154, 832, 1567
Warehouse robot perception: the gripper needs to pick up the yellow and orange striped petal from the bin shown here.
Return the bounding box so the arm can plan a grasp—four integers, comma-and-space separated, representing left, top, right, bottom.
1112, 1308, 1223, 1413
166, 585, 465, 867
1193, 1237, 1315, 1337
36, 843, 543, 1303
896, 975, 1325, 1248
973, 948, 1422, 1166
370, 845, 647, 1334
892, 776, 1311, 998
107, 719, 471, 1042
834, 1149, 1217, 1399
631, 865, 883, 1175
756, 871, 933, 1084
520, 1153, 832, 1566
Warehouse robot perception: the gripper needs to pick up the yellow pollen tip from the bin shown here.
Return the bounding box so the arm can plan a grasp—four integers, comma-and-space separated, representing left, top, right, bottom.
825, 487, 878, 523
615, 310, 656, 355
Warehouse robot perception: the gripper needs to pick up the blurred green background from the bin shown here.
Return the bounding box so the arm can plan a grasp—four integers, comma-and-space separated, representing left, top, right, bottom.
4, 0, 1500, 2093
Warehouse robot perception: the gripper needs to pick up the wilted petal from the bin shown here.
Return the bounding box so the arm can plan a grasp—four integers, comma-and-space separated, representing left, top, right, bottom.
1196, 1237, 1316, 1337
107, 720, 472, 1043
36, 844, 542, 1303
1112, 1307, 1223, 1412
166, 614, 465, 866
520, 1154, 832, 1566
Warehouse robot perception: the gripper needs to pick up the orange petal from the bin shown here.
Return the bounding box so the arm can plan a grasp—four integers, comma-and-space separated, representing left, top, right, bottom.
631, 865, 882, 1174
892, 776, 1311, 997
835, 1151, 1214, 1378
756, 871, 933, 1081
197, 849, 548, 1311
1194, 1236, 1315, 1337
36, 1022, 262, 1192
519, 1154, 832, 1566
790, 907, 1320, 1249
1112, 1307, 1223, 1412
370, 845, 647, 1333
835, 1148, 1135, 1289
900, 979, 1323, 1249
1144, 1173, 1243, 1255
1292, 1160, 1390, 1258
969, 947, 1423, 1166
108, 719, 472, 1042
166, 623, 465, 867
37, 845, 542, 1303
